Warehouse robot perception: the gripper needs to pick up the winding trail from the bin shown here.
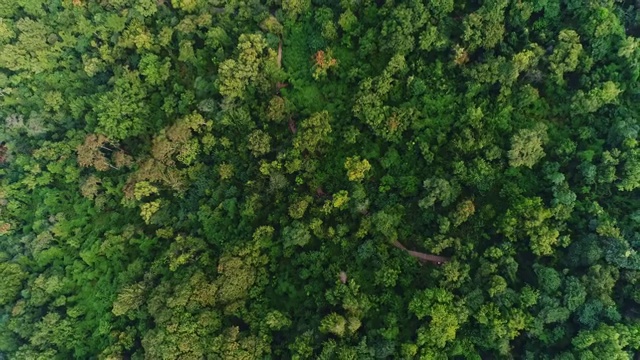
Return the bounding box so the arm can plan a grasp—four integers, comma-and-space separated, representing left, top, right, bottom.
277, 40, 282, 69
392, 240, 450, 265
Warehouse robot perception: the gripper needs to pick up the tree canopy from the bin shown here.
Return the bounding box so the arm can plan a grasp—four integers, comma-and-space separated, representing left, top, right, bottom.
1, 0, 640, 358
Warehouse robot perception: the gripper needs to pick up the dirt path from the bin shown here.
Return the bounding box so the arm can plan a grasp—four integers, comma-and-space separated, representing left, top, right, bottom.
392, 240, 450, 265
277, 40, 282, 68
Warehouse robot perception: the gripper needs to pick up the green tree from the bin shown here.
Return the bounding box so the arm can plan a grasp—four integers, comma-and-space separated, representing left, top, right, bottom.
247, 129, 271, 157
409, 288, 468, 349
0, 262, 26, 306
571, 81, 622, 115
293, 111, 333, 153
344, 156, 371, 182
549, 30, 583, 84
95, 71, 149, 140
508, 124, 548, 168
282, 0, 310, 20
320, 313, 347, 337
217, 33, 278, 102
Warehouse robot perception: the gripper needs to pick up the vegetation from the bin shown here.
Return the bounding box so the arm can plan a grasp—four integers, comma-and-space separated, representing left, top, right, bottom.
1, 0, 640, 358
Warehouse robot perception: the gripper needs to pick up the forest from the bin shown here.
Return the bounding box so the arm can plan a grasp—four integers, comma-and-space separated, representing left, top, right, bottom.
1, 0, 640, 358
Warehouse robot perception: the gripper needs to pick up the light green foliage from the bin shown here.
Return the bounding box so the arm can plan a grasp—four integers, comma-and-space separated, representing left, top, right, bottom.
352, 55, 409, 141
338, 10, 357, 33
0, 18, 60, 73
451, 199, 475, 227
0, 263, 26, 306
618, 149, 640, 191
146, 111, 206, 168
332, 190, 349, 209
549, 30, 583, 84
344, 156, 371, 182
508, 124, 548, 168
134, 181, 158, 200
571, 81, 622, 115
219, 163, 234, 180
409, 288, 468, 348
380, 2, 428, 55
260, 16, 283, 36
282, 0, 310, 20
247, 129, 271, 156
316, 7, 337, 41
265, 310, 292, 330
319, 313, 347, 337
419, 177, 460, 208
282, 221, 311, 252
488, 275, 507, 297
462, 0, 508, 51
419, 26, 449, 51
215, 255, 257, 312
253, 225, 275, 247
288, 196, 311, 219
218, 33, 276, 101
618, 36, 639, 59
139, 54, 171, 85
429, 0, 454, 17
112, 282, 146, 316
266, 96, 288, 123
520, 286, 540, 308
293, 111, 332, 153
502, 197, 560, 256
95, 71, 149, 140
133, 0, 158, 17
172, 0, 199, 12
572, 324, 640, 359
371, 206, 403, 242
140, 200, 161, 223
583, 264, 619, 306
0, 19, 15, 44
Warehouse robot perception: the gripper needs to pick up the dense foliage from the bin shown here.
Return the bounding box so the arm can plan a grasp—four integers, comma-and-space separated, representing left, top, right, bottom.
1, 0, 640, 358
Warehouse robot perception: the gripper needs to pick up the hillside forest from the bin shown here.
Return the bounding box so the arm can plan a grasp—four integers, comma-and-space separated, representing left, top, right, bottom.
2, 0, 640, 358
